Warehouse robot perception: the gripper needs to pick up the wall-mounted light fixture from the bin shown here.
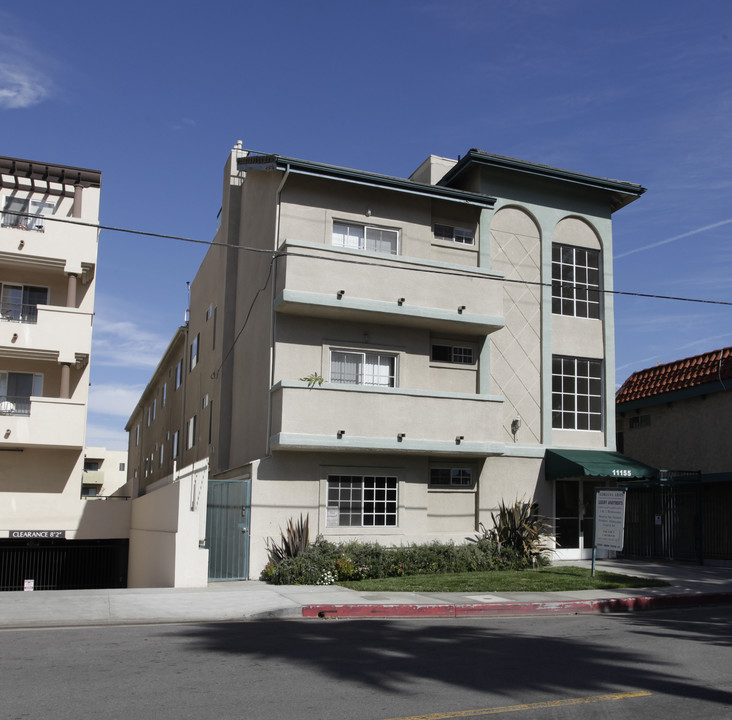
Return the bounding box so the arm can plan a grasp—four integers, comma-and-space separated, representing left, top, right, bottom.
397, 297, 405, 306
4, 429, 10, 439
455, 435, 464, 444
337, 290, 345, 299
337, 430, 345, 439
18, 240, 25, 249
511, 416, 521, 442
458, 305, 466, 313
366, 209, 372, 217
397, 433, 406, 441
11, 333, 18, 343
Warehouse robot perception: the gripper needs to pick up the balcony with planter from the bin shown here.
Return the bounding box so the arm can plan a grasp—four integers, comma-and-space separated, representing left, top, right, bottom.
269, 380, 505, 456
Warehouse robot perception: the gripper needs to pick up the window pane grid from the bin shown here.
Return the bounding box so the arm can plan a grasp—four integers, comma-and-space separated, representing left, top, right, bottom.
552, 245, 601, 319
327, 475, 398, 527
552, 356, 603, 430
331, 351, 396, 387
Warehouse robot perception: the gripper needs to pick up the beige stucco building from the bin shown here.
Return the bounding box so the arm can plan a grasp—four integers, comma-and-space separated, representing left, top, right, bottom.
0, 156, 130, 591
127, 144, 648, 583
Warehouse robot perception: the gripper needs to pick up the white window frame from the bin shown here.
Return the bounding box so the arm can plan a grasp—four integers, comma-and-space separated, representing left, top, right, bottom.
190, 333, 199, 371
552, 355, 603, 431
326, 475, 398, 527
1, 196, 55, 232
175, 359, 183, 389
433, 223, 474, 246
552, 244, 601, 319
0, 283, 49, 323
186, 415, 196, 450
330, 349, 397, 387
430, 343, 475, 365
332, 221, 399, 255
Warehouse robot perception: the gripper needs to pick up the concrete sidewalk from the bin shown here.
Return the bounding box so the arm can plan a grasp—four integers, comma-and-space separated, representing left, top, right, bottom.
1, 559, 730, 628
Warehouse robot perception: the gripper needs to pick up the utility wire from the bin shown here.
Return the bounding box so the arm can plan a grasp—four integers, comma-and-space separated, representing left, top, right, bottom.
9, 212, 732, 307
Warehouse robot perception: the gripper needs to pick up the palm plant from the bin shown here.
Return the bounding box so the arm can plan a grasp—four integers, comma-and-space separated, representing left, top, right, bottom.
478, 499, 554, 562
265, 514, 310, 565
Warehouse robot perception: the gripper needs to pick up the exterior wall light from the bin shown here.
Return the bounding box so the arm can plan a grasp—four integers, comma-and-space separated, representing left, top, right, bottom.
458, 305, 466, 313
337, 290, 345, 299
455, 435, 464, 444
337, 430, 345, 439
397, 298, 405, 305
397, 433, 406, 441
511, 416, 521, 442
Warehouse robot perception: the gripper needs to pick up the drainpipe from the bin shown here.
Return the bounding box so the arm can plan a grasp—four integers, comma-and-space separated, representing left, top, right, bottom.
265, 165, 290, 457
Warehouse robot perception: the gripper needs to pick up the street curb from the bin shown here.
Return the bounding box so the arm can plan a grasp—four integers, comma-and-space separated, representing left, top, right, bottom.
302, 591, 732, 619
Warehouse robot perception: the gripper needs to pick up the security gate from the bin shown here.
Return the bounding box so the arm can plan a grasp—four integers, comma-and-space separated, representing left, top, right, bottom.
206, 478, 250, 581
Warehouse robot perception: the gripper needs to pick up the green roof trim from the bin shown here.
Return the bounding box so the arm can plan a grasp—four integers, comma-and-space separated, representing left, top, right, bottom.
545, 449, 657, 481
237, 153, 496, 208
440, 150, 646, 212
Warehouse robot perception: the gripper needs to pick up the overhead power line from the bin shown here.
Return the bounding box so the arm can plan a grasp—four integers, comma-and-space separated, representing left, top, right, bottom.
10, 212, 732, 308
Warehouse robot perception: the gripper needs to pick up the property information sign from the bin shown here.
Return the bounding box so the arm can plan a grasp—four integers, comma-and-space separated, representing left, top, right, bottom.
594, 490, 626, 551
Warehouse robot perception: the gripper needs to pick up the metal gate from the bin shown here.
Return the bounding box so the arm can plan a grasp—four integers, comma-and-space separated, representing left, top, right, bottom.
622, 483, 701, 562
0, 539, 129, 591
206, 478, 251, 581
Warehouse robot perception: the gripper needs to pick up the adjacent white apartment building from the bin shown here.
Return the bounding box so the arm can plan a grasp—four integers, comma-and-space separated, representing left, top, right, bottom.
127, 144, 652, 584
0, 156, 130, 591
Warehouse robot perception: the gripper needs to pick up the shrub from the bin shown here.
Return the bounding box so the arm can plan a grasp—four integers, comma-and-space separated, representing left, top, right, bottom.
264, 514, 310, 566
260, 535, 534, 584
476, 498, 554, 564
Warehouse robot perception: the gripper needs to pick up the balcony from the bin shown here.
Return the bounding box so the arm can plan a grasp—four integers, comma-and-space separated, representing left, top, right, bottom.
0, 396, 86, 448
269, 381, 505, 455
82, 469, 105, 485
0, 217, 98, 271
0, 395, 31, 416
274, 241, 504, 336
1, 304, 93, 360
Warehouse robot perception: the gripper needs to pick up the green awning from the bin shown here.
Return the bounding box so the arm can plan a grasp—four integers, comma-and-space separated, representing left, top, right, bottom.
545, 449, 657, 481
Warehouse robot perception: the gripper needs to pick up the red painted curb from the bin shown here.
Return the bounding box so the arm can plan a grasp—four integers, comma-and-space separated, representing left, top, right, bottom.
302, 592, 732, 619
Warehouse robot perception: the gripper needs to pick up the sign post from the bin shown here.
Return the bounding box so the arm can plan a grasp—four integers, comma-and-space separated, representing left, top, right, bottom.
592, 489, 627, 577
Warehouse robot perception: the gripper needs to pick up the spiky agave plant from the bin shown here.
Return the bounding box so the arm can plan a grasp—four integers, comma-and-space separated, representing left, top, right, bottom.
489, 499, 554, 562
265, 513, 310, 565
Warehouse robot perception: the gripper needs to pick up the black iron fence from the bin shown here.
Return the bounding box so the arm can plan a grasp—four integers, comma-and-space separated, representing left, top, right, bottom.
621, 475, 732, 563
0, 395, 31, 416
0, 539, 128, 591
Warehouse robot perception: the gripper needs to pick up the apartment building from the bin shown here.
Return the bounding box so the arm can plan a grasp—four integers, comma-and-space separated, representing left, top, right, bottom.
127, 144, 649, 583
0, 156, 130, 591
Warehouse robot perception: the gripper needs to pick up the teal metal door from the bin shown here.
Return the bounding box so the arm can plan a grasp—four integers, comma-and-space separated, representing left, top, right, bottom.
206, 479, 251, 580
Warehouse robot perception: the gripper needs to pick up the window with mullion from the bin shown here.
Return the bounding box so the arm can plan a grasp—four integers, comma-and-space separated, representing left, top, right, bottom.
333, 222, 398, 255
552, 355, 603, 430
330, 350, 396, 387
552, 244, 601, 319
327, 475, 398, 527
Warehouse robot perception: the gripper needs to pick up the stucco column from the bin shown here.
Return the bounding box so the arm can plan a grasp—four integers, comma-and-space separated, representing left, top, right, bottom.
72, 185, 83, 218
66, 273, 77, 308
60, 363, 71, 399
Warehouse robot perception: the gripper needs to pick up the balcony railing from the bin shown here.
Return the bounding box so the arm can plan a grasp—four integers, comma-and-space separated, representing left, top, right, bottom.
1, 213, 46, 231
0, 302, 39, 324
0, 396, 31, 416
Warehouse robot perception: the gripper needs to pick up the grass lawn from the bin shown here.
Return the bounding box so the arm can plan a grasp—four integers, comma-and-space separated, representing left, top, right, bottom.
336, 566, 670, 593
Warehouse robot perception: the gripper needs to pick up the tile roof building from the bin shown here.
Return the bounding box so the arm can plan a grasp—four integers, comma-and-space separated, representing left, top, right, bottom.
616, 346, 732, 475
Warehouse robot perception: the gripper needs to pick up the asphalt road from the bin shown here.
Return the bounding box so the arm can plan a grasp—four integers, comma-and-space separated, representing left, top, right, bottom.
2, 606, 731, 720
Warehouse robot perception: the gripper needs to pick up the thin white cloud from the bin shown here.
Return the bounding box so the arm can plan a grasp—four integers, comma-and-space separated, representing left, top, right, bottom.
88, 383, 145, 419
172, 117, 196, 131
615, 218, 732, 259
92, 317, 170, 370
0, 30, 52, 109
84, 419, 129, 452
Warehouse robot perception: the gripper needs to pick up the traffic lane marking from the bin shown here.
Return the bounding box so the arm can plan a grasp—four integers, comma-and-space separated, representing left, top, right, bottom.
380, 690, 652, 719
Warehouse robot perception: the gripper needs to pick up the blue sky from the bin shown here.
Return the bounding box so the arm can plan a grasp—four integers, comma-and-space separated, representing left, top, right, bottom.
2, 0, 731, 450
